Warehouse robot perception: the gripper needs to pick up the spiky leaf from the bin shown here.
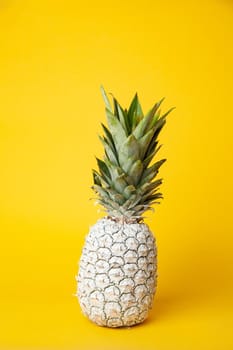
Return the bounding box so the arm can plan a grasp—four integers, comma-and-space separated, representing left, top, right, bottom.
118, 135, 140, 172
123, 185, 136, 199
140, 159, 166, 185
99, 135, 118, 165
92, 86, 173, 220
96, 158, 111, 183
106, 109, 127, 151
100, 85, 112, 112
128, 160, 143, 186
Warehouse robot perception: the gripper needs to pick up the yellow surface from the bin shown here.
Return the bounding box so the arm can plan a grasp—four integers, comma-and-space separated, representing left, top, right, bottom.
0, 0, 233, 349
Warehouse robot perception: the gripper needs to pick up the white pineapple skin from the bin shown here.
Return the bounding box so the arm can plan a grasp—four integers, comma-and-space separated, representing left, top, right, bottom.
77, 218, 157, 327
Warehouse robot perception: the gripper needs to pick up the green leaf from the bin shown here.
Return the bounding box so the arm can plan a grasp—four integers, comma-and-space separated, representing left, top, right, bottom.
128, 160, 143, 186
161, 107, 176, 119
133, 112, 154, 140
132, 204, 149, 213
132, 100, 144, 129
106, 109, 127, 151
113, 174, 128, 194
144, 105, 174, 156
98, 135, 118, 165
139, 179, 163, 195
127, 93, 143, 131
140, 159, 166, 185
96, 158, 111, 182
154, 115, 167, 131
143, 144, 162, 168
127, 93, 138, 130
116, 102, 130, 135
92, 169, 111, 188
118, 135, 140, 171
122, 193, 143, 211
140, 97, 164, 130
136, 97, 143, 118
122, 193, 136, 208
145, 98, 165, 129
127, 193, 142, 209
105, 187, 124, 204
148, 105, 174, 138
105, 161, 123, 180
144, 119, 166, 160
111, 96, 130, 134
100, 85, 112, 112
119, 208, 139, 218
141, 189, 163, 202
138, 128, 154, 159
97, 198, 120, 211
112, 96, 120, 120
101, 123, 117, 156
92, 184, 109, 197
92, 169, 102, 186
143, 193, 163, 204
123, 185, 136, 199
132, 205, 150, 216
111, 193, 125, 205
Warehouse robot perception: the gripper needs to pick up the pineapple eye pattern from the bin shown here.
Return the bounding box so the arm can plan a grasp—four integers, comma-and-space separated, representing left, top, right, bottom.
77, 219, 157, 327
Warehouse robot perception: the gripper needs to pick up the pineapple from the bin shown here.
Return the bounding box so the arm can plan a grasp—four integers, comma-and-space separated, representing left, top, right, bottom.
77, 87, 173, 327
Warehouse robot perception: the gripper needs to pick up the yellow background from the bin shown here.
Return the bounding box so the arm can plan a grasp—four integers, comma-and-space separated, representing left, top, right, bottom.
0, 0, 233, 349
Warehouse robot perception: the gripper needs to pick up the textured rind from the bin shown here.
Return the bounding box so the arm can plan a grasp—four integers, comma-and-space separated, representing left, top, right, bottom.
77, 218, 157, 327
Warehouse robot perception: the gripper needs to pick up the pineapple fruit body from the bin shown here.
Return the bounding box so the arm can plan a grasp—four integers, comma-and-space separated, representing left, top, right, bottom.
77, 218, 157, 327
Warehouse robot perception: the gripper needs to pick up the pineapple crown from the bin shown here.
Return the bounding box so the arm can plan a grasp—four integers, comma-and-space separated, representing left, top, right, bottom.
92, 86, 174, 223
